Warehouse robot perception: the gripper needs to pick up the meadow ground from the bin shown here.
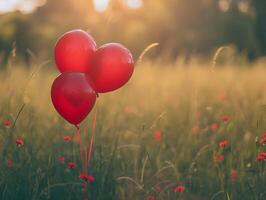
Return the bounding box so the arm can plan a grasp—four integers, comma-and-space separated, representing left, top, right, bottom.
0, 59, 266, 200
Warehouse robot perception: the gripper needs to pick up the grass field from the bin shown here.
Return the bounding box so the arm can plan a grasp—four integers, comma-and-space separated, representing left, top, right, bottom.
0, 59, 266, 200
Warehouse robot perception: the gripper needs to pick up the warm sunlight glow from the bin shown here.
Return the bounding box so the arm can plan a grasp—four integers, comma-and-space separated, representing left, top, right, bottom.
0, 0, 46, 14
93, 0, 109, 13
124, 0, 142, 9
0, 0, 19, 13
92, 0, 142, 12
238, 2, 249, 13
218, 0, 230, 12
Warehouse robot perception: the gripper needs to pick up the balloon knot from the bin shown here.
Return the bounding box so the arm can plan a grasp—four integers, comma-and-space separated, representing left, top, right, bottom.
75, 124, 80, 130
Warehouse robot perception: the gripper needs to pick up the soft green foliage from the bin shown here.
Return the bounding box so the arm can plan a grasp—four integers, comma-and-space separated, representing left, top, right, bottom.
0, 59, 266, 199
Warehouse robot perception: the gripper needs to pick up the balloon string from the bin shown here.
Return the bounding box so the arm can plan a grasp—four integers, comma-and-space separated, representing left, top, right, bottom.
74, 124, 83, 162
84, 108, 98, 200
88, 107, 98, 166
78, 127, 88, 200
74, 125, 82, 162
84, 127, 88, 174
76, 106, 97, 200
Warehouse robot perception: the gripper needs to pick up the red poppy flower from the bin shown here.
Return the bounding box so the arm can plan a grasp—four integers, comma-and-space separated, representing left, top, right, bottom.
3, 120, 12, 128
88, 175, 94, 182
192, 126, 200, 134
174, 185, 185, 192
153, 131, 162, 142
147, 195, 155, 200
6, 159, 13, 167
67, 162, 77, 168
58, 156, 65, 163
79, 173, 87, 179
63, 135, 72, 142
15, 138, 24, 146
79, 173, 95, 182
230, 169, 238, 183
263, 131, 266, 137
256, 155, 264, 161
210, 123, 218, 130
213, 154, 224, 162
259, 152, 266, 157
222, 115, 230, 122
259, 137, 266, 144
219, 139, 229, 148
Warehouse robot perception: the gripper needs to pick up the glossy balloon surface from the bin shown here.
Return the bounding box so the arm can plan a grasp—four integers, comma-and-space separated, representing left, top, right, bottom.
90, 43, 134, 93
51, 73, 96, 125
54, 29, 96, 73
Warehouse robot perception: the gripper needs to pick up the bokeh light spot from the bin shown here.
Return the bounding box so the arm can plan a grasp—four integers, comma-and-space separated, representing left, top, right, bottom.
124, 0, 142, 9
93, 0, 109, 12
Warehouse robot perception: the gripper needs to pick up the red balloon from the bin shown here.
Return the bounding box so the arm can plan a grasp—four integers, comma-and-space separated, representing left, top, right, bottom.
54, 29, 96, 73
90, 43, 134, 93
51, 73, 96, 125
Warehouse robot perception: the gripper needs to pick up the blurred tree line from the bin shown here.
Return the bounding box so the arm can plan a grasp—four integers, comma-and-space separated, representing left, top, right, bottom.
0, 0, 266, 66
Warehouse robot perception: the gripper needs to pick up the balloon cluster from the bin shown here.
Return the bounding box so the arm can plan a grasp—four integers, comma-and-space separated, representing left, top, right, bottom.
51, 29, 134, 125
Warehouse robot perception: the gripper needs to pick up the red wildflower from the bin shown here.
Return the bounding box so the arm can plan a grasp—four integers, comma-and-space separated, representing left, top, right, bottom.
213, 154, 224, 162
259, 137, 266, 144
259, 152, 266, 157
192, 126, 200, 134
58, 156, 65, 163
219, 139, 229, 148
79, 173, 95, 182
67, 162, 77, 168
222, 115, 230, 122
153, 131, 162, 142
230, 169, 238, 183
88, 175, 95, 182
174, 185, 185, 192
256, 155, 265, 161
210, 123, 218, 130
15, 138, 24, 146
263, 131, 266, 137
6, 159, 13, 167
3, 120, 12, 128
63, 135, 72, 142
147, 195, 156, 200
